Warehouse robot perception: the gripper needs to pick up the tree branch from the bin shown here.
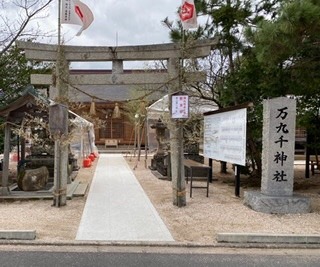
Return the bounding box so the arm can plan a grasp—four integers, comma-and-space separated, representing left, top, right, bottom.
0, 0, 54, 56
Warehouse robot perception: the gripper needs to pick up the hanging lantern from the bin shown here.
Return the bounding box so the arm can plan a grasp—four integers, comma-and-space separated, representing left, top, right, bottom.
139, 100, 146, 116
112, 102, 121, 118
90, 99, 96, 115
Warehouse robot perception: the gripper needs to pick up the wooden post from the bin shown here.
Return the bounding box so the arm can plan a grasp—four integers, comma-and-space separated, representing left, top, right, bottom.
110, 117, 113, 139
145, 119, 148, 168
235, 165, 241, 197
133, 120, 137, 157
305, 133, 310, 178
137, 119, 142, 161
0, 123, 10, 195
53, 139, 61, 207
20, 137, 26, 162
209, 158, 213, 183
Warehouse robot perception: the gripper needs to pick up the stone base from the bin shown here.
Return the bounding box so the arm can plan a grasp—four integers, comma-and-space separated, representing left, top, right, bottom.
0, 187, 9, 196
244, 191, 311, 214
150, 155, 168, 176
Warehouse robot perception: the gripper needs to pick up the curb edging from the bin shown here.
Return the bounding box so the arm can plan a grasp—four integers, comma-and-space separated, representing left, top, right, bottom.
217, 233, 320, 245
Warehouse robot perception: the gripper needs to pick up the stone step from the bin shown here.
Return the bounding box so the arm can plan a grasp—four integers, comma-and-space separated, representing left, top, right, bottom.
67, 181, 80, 199
73, 183, 88, 197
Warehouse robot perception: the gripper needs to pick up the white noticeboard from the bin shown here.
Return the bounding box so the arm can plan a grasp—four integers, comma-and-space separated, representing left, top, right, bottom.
171, 95, 189, 119
203, 108, 247, 166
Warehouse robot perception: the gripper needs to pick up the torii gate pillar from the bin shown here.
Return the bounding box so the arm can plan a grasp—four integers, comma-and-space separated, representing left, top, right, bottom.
168, 58, 186, 207
53, 46, 69, 207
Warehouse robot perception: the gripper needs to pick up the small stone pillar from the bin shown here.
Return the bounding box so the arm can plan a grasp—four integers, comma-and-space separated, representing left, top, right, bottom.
244, 97, 311, 214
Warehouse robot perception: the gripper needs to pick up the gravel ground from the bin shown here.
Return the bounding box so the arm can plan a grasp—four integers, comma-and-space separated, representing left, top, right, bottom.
0, 155, 320, 244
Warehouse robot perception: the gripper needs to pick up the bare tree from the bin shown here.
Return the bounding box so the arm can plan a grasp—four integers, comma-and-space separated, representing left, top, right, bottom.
0, 0, 54, 55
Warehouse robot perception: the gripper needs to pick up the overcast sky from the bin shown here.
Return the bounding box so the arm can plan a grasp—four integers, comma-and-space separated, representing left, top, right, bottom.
34, 0, 181, 68
0, 1, 183, 69
41, 1, 180, 46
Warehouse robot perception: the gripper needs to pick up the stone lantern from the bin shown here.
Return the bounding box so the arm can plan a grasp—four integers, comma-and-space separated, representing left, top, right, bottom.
149, 119, 169, 177
151, 119, 167, 156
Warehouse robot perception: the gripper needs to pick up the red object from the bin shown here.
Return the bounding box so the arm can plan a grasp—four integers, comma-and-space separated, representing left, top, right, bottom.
89, 154, 95, 162
180, 2, 194, 21
11, 153, 18, 162
83, 158, 91, 168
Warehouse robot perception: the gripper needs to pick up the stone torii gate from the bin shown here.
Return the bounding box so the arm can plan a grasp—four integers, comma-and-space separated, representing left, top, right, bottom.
16, 39, 217, 206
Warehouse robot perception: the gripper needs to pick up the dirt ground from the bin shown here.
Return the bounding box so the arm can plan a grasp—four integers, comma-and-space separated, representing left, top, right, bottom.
1, 155, 320, 244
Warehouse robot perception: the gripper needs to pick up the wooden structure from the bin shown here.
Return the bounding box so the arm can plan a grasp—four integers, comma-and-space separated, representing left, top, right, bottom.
184, 159, 211, 198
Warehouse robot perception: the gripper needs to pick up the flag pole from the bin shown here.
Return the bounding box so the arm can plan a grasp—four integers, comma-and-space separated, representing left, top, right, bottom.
54, 0, 62, 207
58, 0, 61, 46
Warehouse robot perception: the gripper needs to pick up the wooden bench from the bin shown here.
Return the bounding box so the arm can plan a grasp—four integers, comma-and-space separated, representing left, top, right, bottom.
294, 154, 317, 161
184, 159, 211, 198
294, 154, 319, 176
105, 139, 118, 148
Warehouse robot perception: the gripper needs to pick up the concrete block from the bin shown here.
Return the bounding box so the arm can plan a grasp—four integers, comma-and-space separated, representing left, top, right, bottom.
73, 183, 88, 197
0, 230, 36, 240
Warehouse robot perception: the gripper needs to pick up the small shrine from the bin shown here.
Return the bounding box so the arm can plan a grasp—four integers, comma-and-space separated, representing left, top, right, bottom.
0, 86, 91, 198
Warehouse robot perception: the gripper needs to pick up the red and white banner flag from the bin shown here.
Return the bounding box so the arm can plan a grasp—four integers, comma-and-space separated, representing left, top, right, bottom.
61, 0, 94, 36
179, 0, 197, 30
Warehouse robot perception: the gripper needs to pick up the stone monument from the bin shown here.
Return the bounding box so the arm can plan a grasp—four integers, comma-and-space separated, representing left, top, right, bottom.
244, 97, 311, 213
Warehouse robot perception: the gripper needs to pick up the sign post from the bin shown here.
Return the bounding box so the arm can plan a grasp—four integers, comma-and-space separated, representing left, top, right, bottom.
167, 74, 190, 206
